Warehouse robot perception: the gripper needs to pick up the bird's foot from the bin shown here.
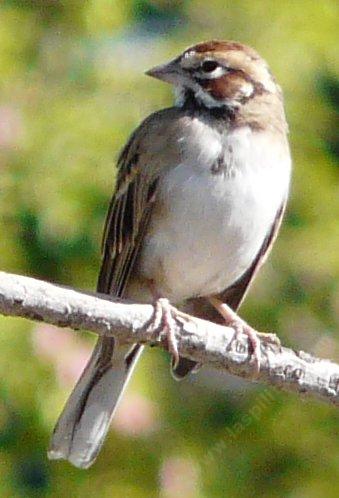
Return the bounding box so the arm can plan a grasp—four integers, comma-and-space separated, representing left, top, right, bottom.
149, 298, 190, 368
228, 319, 281, 375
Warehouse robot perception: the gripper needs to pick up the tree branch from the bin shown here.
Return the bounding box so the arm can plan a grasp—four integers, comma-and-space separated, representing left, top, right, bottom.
0, 271, 338, 406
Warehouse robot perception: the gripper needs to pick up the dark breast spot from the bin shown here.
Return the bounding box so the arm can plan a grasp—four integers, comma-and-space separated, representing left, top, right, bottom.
211, 148, 233, 176
211, 156, 226, 174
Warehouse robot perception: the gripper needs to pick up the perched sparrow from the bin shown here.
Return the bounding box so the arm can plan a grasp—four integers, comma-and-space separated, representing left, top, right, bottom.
48, 40, 291, 468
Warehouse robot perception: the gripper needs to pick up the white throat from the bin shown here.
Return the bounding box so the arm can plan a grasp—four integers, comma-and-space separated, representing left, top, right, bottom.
174, 84, 241, 110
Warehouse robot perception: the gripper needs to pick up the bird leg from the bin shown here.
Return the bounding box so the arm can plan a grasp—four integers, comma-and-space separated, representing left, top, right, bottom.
152, 298, 180, 367
147, 283, 191, 369
208, 296, 280, 374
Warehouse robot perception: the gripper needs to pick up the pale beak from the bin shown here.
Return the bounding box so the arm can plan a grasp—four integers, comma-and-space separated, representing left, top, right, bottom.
145, 58, 182, 84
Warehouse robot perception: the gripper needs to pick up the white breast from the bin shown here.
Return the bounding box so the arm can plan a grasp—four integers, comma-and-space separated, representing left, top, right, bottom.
138, 124, 291, 303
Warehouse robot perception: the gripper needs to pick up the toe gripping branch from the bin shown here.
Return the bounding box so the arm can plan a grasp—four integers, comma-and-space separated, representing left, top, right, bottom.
147, 298, 194, 369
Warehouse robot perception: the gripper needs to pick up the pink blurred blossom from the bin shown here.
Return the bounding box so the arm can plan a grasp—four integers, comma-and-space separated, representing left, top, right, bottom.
32, 324, 92, 386
112, 393, 160, 436
0, 106, 24, 148
160, 457, 200, 498
54, 346, 91, 387
32, 326, 157, 430
32, 324, 75, 360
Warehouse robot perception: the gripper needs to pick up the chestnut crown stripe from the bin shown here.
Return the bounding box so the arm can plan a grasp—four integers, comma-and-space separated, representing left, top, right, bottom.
189, 40, 262, 60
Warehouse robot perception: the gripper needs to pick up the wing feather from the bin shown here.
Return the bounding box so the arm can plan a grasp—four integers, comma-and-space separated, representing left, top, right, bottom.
97, 137, 158, 297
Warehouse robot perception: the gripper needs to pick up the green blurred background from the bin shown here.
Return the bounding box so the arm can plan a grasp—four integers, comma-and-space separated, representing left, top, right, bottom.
0, 1, 338, 497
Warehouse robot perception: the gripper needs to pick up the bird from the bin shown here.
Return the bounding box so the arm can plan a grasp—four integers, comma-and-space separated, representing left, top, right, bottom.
48, 40, 291, 468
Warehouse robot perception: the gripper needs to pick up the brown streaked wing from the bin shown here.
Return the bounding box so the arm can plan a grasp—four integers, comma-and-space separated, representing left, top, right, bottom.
97, 107, 185, 297
76, 132, 156, 427
173, 199, 287, 378
97, 132, 158, 297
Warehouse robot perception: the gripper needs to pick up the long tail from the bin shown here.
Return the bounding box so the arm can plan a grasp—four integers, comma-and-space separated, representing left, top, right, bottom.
48, 337, 143, 469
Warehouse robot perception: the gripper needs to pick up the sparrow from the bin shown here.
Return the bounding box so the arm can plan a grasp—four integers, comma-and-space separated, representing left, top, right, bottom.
48, 40, 291, 468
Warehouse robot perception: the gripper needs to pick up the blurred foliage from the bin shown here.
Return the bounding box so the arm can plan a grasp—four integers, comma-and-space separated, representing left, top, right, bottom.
0, 1, 338, 497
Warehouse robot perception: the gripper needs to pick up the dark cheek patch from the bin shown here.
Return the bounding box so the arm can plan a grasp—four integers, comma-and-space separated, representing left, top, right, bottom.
199, 72, 246, 101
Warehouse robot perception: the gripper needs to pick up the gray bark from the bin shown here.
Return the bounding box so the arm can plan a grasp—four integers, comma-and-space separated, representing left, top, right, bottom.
0, 271, 338, 405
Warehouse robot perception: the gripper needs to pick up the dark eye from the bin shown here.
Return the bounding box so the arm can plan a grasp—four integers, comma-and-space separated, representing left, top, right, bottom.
201, 60, 219, 73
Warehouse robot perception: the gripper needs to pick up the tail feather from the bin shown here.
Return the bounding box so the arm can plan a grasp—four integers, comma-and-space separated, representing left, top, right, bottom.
48, 338, 143, 469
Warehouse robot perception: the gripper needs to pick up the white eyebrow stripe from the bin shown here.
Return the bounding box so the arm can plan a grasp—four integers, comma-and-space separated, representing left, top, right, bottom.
196, 65, 227, 79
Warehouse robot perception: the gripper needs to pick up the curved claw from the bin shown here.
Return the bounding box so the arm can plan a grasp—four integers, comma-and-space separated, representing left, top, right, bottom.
229, 322, 281, 375
150, 298, 180, 367
229, 321, 262, 375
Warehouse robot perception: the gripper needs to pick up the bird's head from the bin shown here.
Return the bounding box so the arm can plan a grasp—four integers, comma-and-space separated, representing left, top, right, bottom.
146, 40, 280, 111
